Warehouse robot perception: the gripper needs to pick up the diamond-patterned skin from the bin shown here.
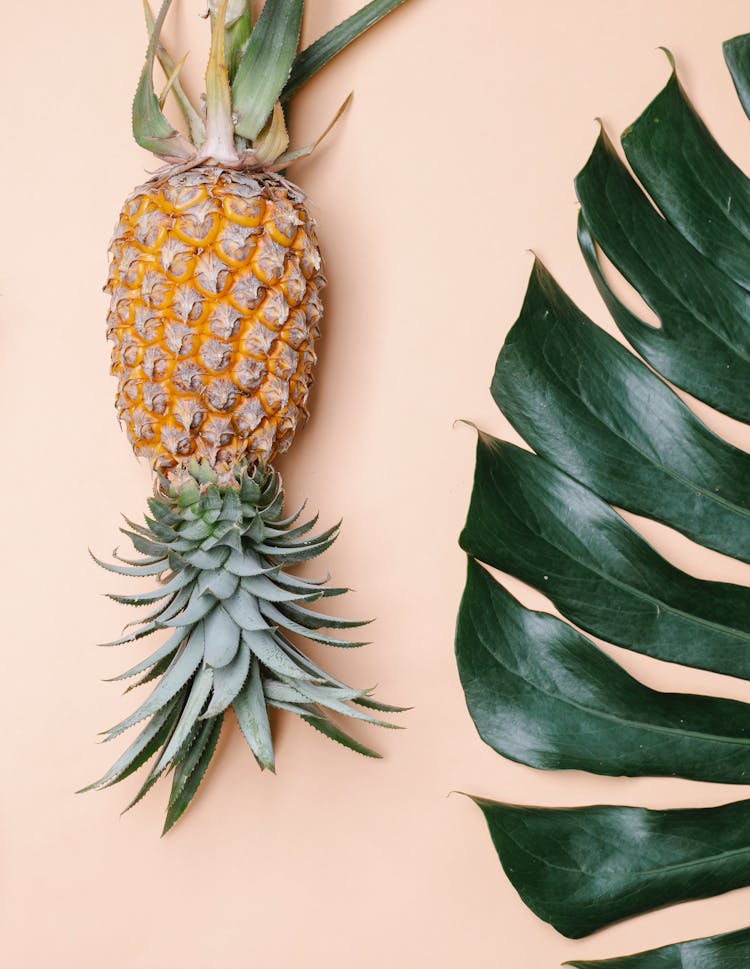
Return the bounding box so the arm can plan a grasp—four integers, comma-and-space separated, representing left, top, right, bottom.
105, 167, 325, 476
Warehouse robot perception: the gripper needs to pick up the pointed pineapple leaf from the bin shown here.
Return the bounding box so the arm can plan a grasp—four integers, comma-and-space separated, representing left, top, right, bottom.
124, 653, 176, 692
202, 640, 250, 718
223, 548, 274, 577
283, 0, 407, 102
239, 573, 319, 603
259, 601, 367, 647
183, 546, 231, 570
160, 588, 217, 627
107, 567, 195, 606
132, 0, 193, 157
231, 0, 303, 140
104, 628, 186, 682
196, 568, 240, 600
163, 715, 222, 834
79, 697, 182, 792
102, 626, 205, 740
242, 629, 310, 680
276, 600, 369, 630
150, 665, 214, 776
91, 550, 167, 577
301, 710, 381, 758
233, 656, 274, 770
222, 585, 268, 630
143, 0, 206, 145
203, 605, 241, 668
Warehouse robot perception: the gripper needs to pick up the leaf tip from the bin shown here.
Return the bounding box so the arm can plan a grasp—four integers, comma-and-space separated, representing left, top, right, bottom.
452, 418, 481, 437
657, 45, 677, 71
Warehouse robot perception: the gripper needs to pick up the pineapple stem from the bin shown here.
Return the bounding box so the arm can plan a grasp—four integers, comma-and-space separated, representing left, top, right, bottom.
200, 0, 241, 165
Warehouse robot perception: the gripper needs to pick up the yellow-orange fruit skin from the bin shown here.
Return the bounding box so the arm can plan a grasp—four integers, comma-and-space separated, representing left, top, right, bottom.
105, 167, 324, 476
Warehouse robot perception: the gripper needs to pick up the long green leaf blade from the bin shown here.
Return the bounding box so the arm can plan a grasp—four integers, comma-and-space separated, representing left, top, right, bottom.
223, 4, 252, 84
231, 0, 303, 140
492, 258, 750, 562
724, 33, 750, 120
459, 434, 750, 679
568, 924, 750, 968
302, 711, 381, 758
458, 559, 750, 783
132, 0, 191, 157
150, 666, 213, 776
233, 656, 274, 770
201, 640, 250, 718
575, 129, 750, 421
80, 699, 182, 792
471, 796, 750, 938
163, 716, 222, 834
283, 0, 407, 101
104, 629, 183, 682
621, 68, 750, 288
143, 0, 206, 145
102, 627, 204, 739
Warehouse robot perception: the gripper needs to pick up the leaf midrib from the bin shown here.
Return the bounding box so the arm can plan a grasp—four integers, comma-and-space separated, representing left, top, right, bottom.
532, 323, 750, 523
498, 820, 750, 879
485, 460, 750, 646
600, 173, 750, 363
472, 608, 750, 749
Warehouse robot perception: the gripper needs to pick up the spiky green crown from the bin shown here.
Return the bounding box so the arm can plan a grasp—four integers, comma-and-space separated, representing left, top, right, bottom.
137, 0, 407, 169
85, 462, 401, 832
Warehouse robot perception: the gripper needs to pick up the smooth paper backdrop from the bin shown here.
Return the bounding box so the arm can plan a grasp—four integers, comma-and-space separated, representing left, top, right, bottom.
3, 1, 750, 966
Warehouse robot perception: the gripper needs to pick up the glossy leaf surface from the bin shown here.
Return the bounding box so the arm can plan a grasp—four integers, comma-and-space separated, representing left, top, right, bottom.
457, 559, 750, 783
492, 259, 750, 563
457, 29, 750, 952
568, 924, 750, 968
622, 67, 750, 288
576, 128, 750, 422
459, 434, 750, 679
724, 33, 750, 119
472, 796, 750, 938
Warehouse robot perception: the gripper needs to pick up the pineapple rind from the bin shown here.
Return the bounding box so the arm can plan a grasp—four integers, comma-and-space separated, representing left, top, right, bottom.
86, 462, 393, 829
106, 167, 324, 479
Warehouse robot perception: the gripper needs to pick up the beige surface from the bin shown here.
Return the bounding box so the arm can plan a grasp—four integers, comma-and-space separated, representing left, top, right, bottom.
3, 1, 750, 966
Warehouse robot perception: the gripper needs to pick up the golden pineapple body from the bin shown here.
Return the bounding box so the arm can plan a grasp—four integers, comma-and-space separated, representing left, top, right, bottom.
106, 167, 324, 475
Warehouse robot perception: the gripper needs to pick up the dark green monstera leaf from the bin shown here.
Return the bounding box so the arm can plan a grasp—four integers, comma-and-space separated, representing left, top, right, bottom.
471, 796, 750, 939
568, 924, 750, 968
457, 31, 750, 958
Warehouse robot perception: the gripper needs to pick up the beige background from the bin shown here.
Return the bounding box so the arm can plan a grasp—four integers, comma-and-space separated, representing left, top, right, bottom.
4, 1, 750, 966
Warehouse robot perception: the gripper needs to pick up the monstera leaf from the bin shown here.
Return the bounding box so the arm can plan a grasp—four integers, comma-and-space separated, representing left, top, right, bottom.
457, 32, 750, 960
568, 924, 750, 968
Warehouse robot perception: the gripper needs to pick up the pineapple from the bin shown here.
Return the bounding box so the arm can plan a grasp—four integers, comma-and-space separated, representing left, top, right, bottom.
85, 0, 407, 832
106, 167, 323, 472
